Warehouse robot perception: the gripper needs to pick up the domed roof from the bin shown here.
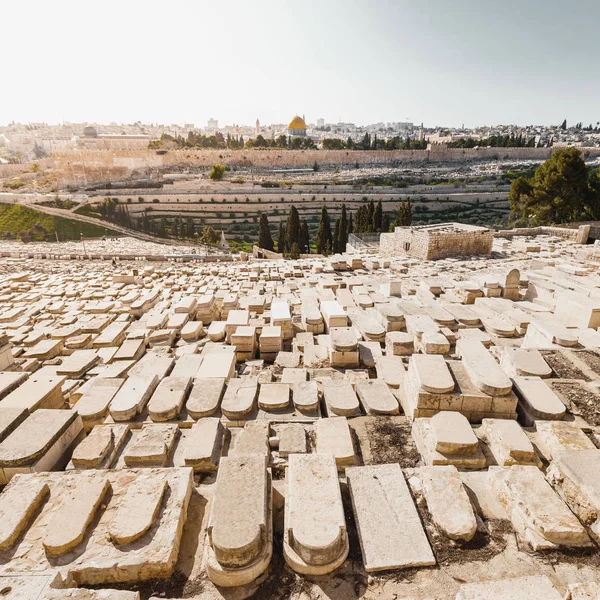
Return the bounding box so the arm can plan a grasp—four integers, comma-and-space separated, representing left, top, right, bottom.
288, 115, 307, 130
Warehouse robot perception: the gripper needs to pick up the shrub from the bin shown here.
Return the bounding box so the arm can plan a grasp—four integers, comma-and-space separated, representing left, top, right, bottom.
209, 164, 226, 181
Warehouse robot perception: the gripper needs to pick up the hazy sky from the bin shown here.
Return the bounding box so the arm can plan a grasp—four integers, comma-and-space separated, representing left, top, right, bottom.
4, 0, 599, 128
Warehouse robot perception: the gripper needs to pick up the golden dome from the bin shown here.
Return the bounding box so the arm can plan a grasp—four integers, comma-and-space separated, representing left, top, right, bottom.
288, 115, 307, 130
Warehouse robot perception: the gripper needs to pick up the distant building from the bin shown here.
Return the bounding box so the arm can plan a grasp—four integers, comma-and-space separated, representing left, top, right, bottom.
207, 118, 218, 130
317, 118, 325, 128
288, 115, 307, 138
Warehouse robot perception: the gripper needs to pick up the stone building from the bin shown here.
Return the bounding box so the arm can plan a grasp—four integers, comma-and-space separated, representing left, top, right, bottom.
379, 222, 493, 260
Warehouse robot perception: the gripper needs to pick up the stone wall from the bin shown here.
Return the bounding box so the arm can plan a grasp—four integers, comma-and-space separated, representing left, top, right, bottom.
50, 146, 600, 173
380, 224, 494, 260
494, 224, 590, 244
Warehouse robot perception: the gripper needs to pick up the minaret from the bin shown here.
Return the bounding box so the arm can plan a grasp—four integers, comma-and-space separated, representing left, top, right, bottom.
419, 123, 424, 142
255, 118, 260, 137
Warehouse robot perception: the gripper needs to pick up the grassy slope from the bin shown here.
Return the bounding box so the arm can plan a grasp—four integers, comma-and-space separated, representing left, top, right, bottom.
0, 203, 121, 240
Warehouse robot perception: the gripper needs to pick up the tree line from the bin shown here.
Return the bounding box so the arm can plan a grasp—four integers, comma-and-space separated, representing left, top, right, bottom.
257, 198, 413, 257
447, 134, 538, 148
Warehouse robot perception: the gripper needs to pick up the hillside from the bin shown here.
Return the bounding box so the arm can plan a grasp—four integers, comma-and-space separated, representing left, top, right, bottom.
0, 203, 121, 241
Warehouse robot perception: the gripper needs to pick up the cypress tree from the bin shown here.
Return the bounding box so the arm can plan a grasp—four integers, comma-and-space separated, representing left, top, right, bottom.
285, 205, 301, 252
316, 207, 332, 255
277, 221, 286, 253
258, 214, 274, 251
333, 219, 341, 254
373, 199, 383, 232
299, 220, 309, 253
348, 212, 353, 235
366, 200, 375, 233
338, 204, 348, 251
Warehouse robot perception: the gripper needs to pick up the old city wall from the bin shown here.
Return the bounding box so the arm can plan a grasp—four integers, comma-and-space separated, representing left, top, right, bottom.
494, 224, 590, 244
50, 146, 600, 174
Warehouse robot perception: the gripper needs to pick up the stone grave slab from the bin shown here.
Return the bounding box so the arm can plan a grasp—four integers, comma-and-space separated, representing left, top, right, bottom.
0, 374, 66, 413
478, 419, 541, 467
70, 424, 129, 470
206, 454, 272, 587
258, 383, 290, 411
147, 376, 192, 422
122, 424, 178, 467
0, 407, 28, 443
43, 477, 111, 557
355, 379, 399, 415
221, 377, 258, 419
0, 409, 83, 484
74, 378, 124, 429
421, 465, 477, 541
512, 375, 566, 425
315, 417, 355, 468
292, 381, 319, 412
186, 377, 225, 419
183, 417, 224, 471
534, 420, 596, 462
457, 339, 512, 396
284, 454, 348, 575
109, 375, 159, 422
489, 465, 590, 550
0, 371, 28, 401
410, 354, 454, 394
347, 463, 435, 572
278, 423, 307, 457
322, 380, 360, 417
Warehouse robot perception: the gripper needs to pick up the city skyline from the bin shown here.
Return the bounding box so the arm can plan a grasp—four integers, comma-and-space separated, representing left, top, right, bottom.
4, 0, 600, 128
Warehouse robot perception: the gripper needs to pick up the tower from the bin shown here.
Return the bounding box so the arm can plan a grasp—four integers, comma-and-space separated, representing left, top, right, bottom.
419, 123, 424, 142
255, 119, 260, 137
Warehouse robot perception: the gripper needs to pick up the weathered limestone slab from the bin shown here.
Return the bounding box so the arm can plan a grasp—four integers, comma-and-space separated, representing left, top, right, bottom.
281, 368, 308, 384
374, 355, 406, 389
221, 377, 258, 419
457, 339, 512, 396
207, 321, 226, 342
123, 424, 178, 467
0, 468, 193, 585
412, 415, 486, 469
284, 454, 348, 575
322, 380, 360, 417
43, 476, 111, 557
0, 409, 83, 483
278, 424, 307, 457
258, 382, 290, 411
0, 407, 28, 443
109, 476, 167, 545
70, 424, 129, 470
547, 449, 600, 543
534, 420, 596, 462
196, 351, 236, 381
347, 463, 435, 572
358, 341, 382, 367
410, 354, 454, 394
206, 454, 272, 587
0, 477, 49, 550
0, 374, 65, 413
478, 419, 541, 467
147, 376, 192, 421
56, 350, 99, 379
432, 411, 479, 454
186, 377, 225, 418
24, 339, 63, 360
0, 371, 28, 401
183, 417, 224, 471
109, 375, 159, 421
420, 330, 450, 355
421, 465, 477, 541
75, 378, 124, 427
499, 347, 551, 378
385, 331, 414, 356
170, 354, 203, 379
565, 582, 600, 600
45, 589, 141, 599
231, 421, 270, 458
315, 417, 355, 468
512, 375, 566, 425
355, 379, 399, 415
456, 576, 563, 600
523, 319, 579, 348
292, 380, 319, 412
320, 300, 348, 331
489, 465, 590, 550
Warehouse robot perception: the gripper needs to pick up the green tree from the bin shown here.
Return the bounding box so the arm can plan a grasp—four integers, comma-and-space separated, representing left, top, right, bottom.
366, 200, 375, 233
395, 198, 413, 226
258, 214, 274, 251
201, 225, 219, 245
285, 205, 301, 252
373, 199, 383, 232
209, 164, 226, 181
316, 207, 333, 255
509, 148, 595, 224
348, 212, 353, 235
289, 242, 300, 260
277, 220, 286, 253
299, 220, 310, 253
560, 119, 567, 131
333, 219, 341, 254
338, 204, 348, 252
